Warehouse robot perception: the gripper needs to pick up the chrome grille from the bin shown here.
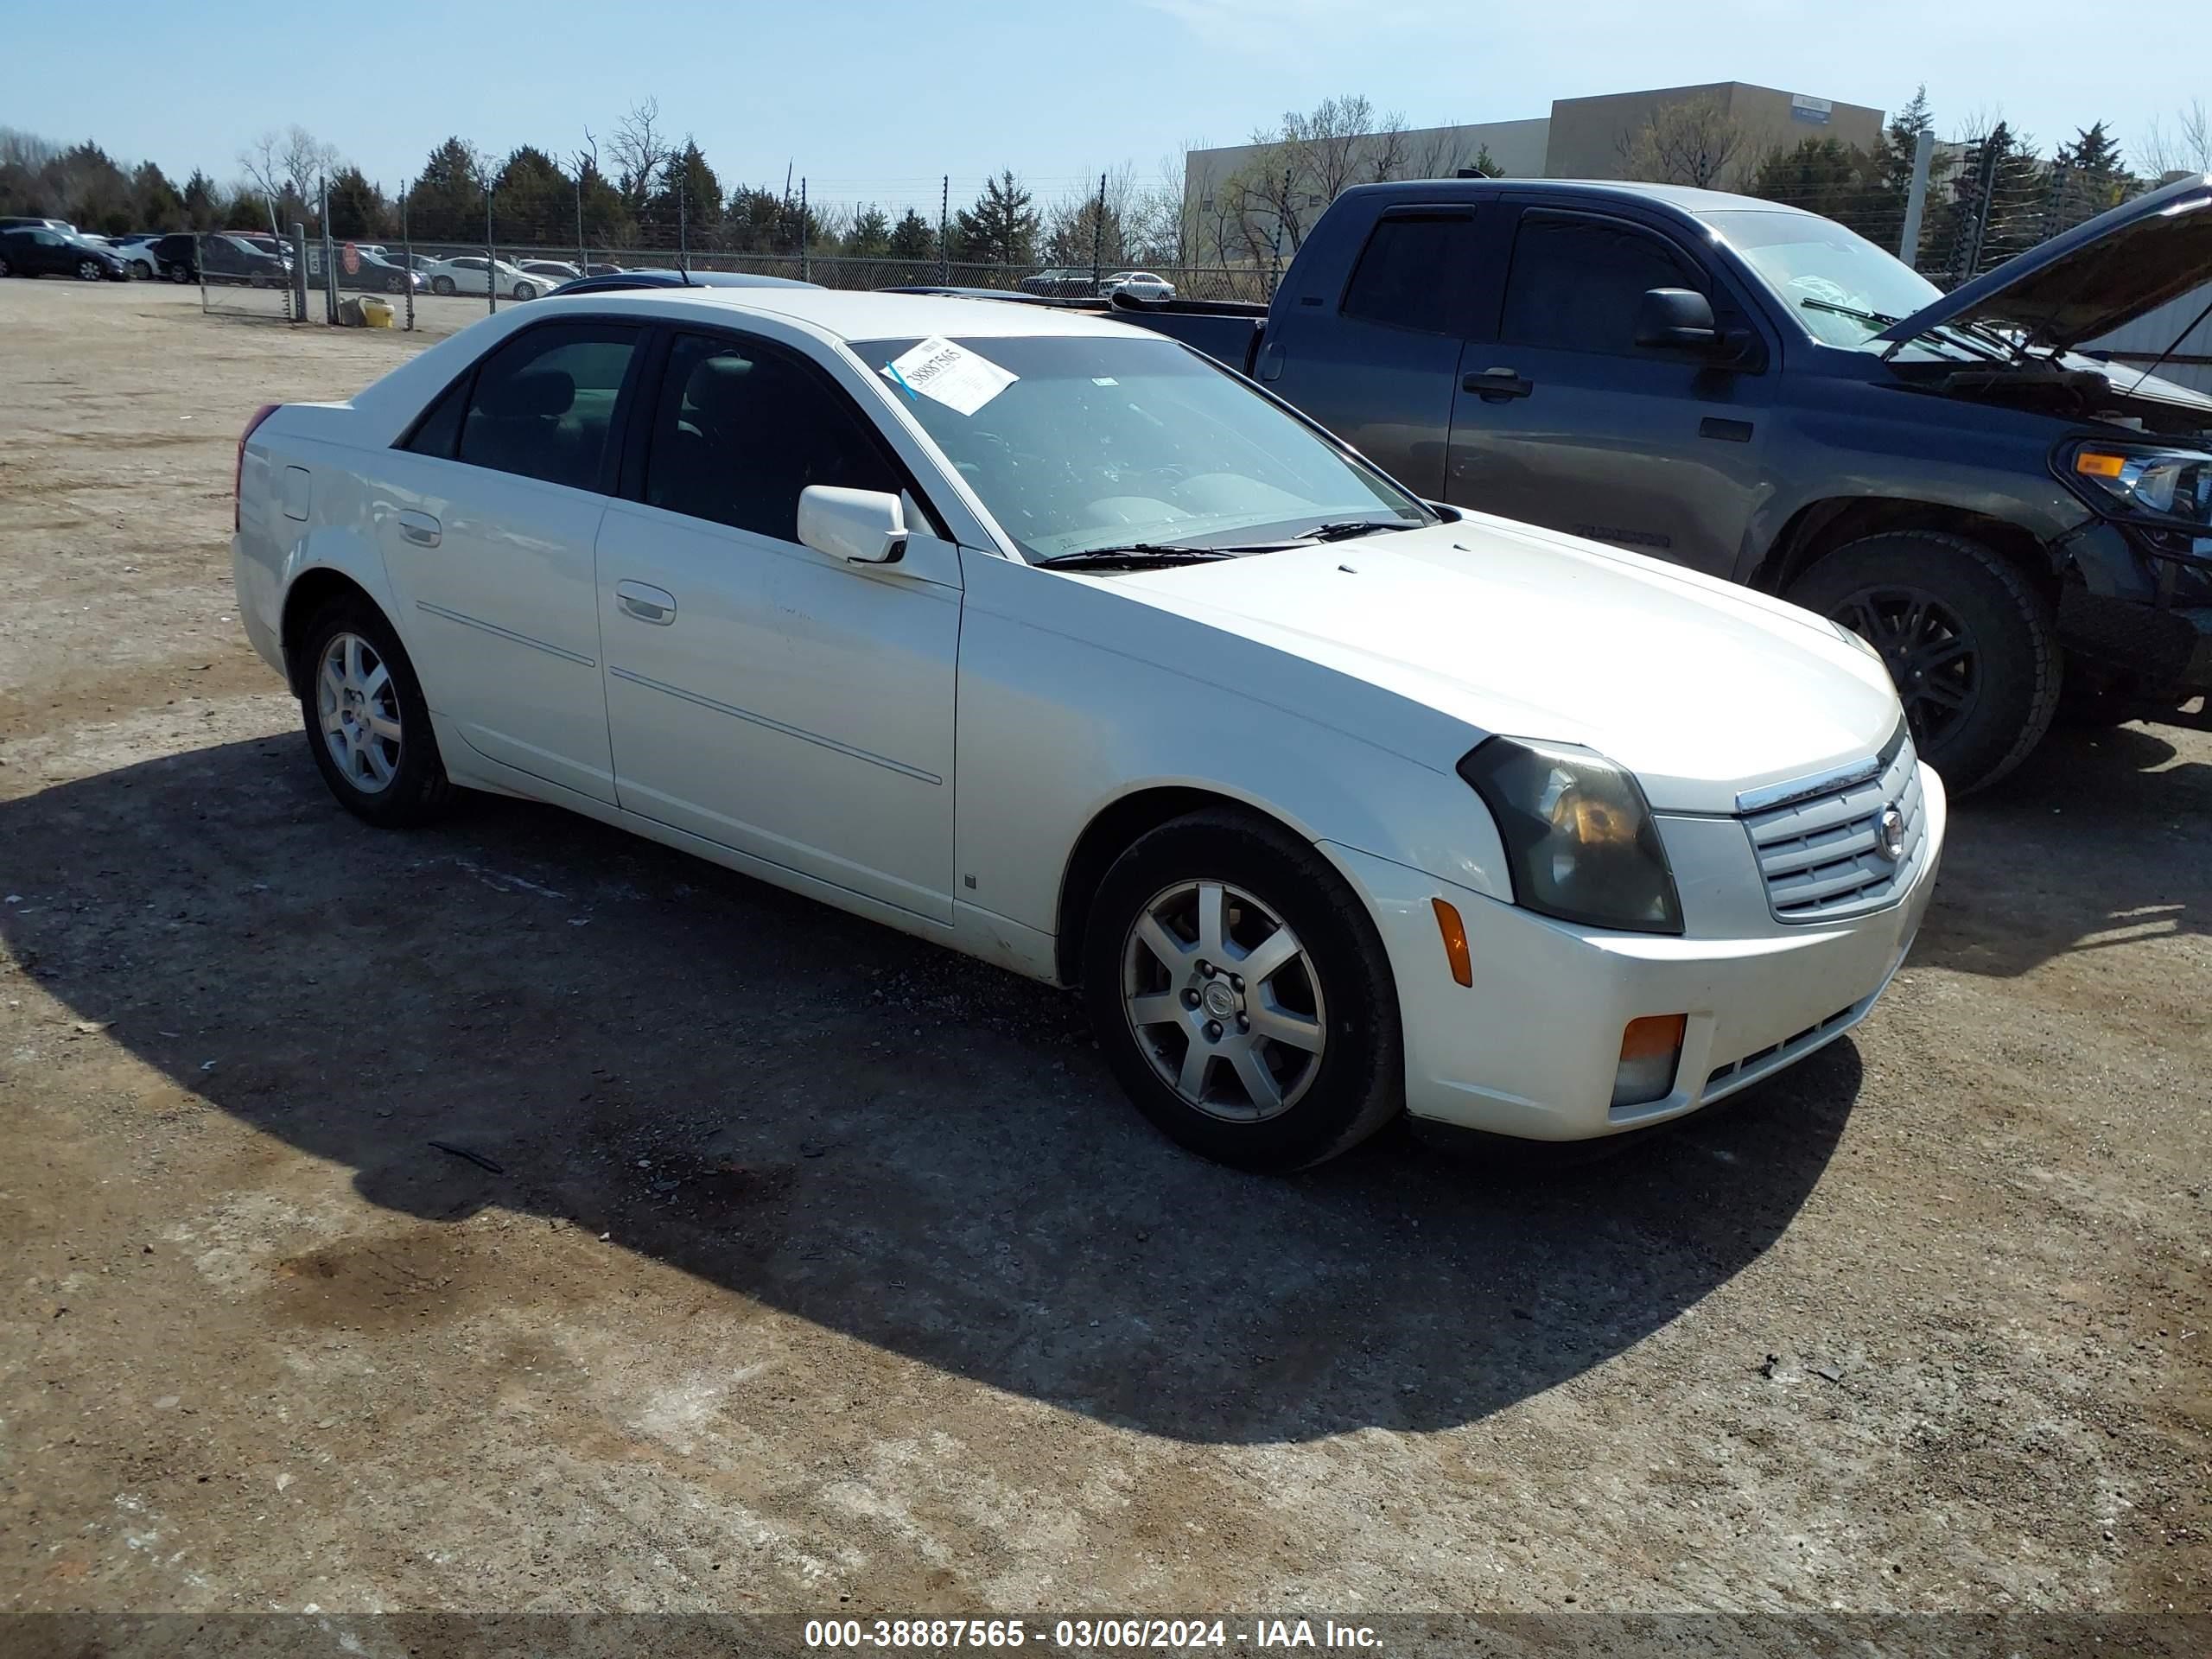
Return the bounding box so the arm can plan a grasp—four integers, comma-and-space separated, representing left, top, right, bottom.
1741, 727, 1925, 924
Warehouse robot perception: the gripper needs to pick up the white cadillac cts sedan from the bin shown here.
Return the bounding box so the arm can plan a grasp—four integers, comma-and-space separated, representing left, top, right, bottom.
232, 289, 1944, 1170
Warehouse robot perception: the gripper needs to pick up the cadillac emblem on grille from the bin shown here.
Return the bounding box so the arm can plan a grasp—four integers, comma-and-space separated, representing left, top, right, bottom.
1876, 803, 1907, 863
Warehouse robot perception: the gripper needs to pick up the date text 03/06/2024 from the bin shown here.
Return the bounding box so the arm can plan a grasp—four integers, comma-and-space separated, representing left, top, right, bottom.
803, 1618, 1383, 1649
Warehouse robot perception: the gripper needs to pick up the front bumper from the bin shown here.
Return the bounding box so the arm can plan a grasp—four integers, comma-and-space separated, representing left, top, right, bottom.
1321, 763, 1947, 1141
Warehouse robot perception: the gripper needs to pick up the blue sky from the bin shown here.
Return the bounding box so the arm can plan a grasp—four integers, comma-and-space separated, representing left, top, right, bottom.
9, 0, 2198, 215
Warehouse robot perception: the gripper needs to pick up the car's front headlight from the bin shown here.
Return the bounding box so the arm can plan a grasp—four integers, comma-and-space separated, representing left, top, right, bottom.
2060, 440, 2212, 531
1458, 738, 1683, 935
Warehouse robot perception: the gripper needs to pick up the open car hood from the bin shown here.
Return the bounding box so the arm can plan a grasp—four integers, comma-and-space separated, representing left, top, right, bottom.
1876, 172, 2212, 353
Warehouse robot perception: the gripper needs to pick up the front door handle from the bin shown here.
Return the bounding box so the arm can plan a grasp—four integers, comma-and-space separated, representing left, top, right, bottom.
614, 581, 677, 625
397, 510, 442, 548
1463, 367, 1534, 402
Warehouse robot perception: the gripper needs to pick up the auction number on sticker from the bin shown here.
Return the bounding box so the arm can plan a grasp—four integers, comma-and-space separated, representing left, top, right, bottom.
804, 1619, 1029, 1647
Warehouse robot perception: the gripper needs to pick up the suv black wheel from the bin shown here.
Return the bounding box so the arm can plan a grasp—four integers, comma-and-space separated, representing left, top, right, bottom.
1789, 531, 2060, 793
295, 595, 457, 829
1082, 810, 1402, 1171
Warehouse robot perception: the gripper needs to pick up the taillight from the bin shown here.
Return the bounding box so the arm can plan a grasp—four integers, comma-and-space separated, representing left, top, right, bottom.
235, 403, 280, 531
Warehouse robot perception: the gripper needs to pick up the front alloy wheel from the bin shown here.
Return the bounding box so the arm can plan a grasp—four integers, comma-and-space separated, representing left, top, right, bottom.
318, 632, 404, 793
76, 258, 102, 281
431, 275, 454, 296
1828, 586, 1977, 751
1083, 810, 1402, 1170
1122, 880, 1325, 1122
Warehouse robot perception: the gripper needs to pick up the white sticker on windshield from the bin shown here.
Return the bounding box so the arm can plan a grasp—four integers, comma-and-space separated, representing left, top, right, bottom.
882, 336, 1017, 416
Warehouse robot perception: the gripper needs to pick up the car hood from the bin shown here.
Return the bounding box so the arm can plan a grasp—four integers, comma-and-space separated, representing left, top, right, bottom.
1877, 172, 2212, 353
1106, 515, 1904, 815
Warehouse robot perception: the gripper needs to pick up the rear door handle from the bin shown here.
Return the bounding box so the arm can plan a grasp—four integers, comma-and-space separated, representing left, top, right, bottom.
1463, 367, 1534, 401
615, 581, 677, 625
397, 510, 441, 548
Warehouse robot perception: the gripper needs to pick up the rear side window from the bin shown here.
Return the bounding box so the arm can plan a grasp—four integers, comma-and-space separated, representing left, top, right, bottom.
1499, 211, 1702, 355
642, 331, 902, 541
1341, 213, 1476, 335
450, 324, 639, 491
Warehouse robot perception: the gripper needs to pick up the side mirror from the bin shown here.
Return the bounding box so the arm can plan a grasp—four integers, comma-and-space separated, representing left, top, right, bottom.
1634, 286, 1720, 352
798, 485, 909, 565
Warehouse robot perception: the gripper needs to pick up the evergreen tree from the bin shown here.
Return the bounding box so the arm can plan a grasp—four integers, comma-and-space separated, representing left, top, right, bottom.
845, 204, 891, 258
325, 167, 389, 239
130, 162, 184, 230
954, 170, 1037, 264
491, 145, 570, 246
887, 207, 935, 260
648, 141, 722, 249
405, 137, 486, 243
181, 170, 219, 231
1750, 137, 1865, 221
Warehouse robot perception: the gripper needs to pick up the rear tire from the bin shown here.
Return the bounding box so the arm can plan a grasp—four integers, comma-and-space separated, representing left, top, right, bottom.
1082, 810, 1402, 1171
295, 595, 456, 830
1789, 531, 2060, 794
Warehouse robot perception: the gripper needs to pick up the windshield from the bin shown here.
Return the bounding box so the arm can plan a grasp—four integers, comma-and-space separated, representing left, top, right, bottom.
1703, 210, 1946, 350
852, 334, 1430, 559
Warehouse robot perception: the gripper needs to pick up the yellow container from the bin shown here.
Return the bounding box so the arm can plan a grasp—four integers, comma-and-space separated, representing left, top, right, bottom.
360, 296, 394, 328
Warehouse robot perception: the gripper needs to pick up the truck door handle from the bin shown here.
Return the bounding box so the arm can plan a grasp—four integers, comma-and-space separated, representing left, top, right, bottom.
615, 581, 677, 625
1463, 367, 1534, 401
397, 510, 441, 548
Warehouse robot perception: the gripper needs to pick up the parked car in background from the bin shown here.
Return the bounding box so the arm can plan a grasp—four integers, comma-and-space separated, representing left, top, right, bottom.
518, 259, 582, 284
422, 255, 546, 300
0, 226, 129, 281
1101, 270, 1176, 302
0, 216, 79, 235
1116, 173, 2212, 792
187, 232, 291, 287
109, 232, 163, 279
1017, 267, 1097, 298
230, 289, 1941, 1172
303, 245, 426, 294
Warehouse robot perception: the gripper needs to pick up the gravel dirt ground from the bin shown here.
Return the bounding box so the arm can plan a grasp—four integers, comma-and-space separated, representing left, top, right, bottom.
1, 281, 2207, 1642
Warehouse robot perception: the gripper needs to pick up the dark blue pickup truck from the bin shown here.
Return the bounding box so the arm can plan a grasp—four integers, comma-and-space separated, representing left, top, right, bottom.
1109, 175, 2212, 793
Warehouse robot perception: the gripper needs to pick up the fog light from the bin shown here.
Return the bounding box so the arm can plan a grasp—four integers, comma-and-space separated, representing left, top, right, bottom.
1612, 1014, 1686, 1108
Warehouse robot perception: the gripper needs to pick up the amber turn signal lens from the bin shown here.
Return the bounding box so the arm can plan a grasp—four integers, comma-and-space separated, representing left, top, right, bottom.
1430, 897, 1473, 988
2074, 451, 2128, 478
1619, 1013, 1687, 1061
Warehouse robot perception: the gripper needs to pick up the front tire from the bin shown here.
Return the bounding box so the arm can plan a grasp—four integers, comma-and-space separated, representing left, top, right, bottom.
167, 261, 193, 283
1082, 810, 1402, 1171
296, 596, 456, 829
76, 258, 102, 281
430, 275, 454, 296
131, 258, 154, 280
1789, 531, 2060, 794
513, 281, 537, 301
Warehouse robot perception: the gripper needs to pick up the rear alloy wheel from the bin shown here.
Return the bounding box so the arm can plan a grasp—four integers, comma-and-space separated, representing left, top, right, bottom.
76, 258, 102, 281
0, 256, 11, 277
1789, 531, 2060, 794
1084, 811, 1402, 1170
296, 597, 455, 829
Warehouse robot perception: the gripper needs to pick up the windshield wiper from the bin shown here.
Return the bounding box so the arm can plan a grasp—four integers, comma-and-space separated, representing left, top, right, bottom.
1799, 296, 1900, 328
1033, 543, 1243, 570
1300, 519, 1408, 542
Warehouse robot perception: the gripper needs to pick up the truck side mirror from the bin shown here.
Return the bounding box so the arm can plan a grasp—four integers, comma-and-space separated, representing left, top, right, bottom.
1634, 287, 1720, 352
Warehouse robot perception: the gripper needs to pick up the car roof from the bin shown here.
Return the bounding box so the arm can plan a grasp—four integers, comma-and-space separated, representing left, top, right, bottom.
545, 286, 1143, 341
1340, 177, 1815, 219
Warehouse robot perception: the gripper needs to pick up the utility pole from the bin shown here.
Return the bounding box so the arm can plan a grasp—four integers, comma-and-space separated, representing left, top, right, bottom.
575, 178, 586, 273
1897, 127, 1934, 267
799, 177, 810, 283
1090, 170, 1106, 290
1268, 167, 1292, 298
678, 170, 689, 273
484, 180, 497, 314
940, 174, 950, 283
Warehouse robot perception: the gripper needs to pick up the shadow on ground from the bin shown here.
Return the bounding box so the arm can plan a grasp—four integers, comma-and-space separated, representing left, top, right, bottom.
1910, 717, 2212, 978
3, 734, 1872, 1444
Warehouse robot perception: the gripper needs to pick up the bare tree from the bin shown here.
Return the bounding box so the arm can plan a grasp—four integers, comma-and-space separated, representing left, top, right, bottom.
1617, 97, 1751, 188
607, 98, 673, 209
239, 124, 339, 222
1233, 93, 1381, 260
2139, 99, 2211, 177
1366, 112, 1410, 183
1408, 123, 1478, 181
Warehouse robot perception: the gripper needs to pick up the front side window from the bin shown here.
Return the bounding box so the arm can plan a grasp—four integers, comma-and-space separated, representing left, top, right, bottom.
1342, 213, 1478, 335
643, 332, 904, 541
1500, 212, 1701, 356
449, 323, 639, 490
853, 334, 1431, 560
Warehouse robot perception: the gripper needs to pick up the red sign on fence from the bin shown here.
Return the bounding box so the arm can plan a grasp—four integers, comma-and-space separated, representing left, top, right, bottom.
340, 242, 359, 276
